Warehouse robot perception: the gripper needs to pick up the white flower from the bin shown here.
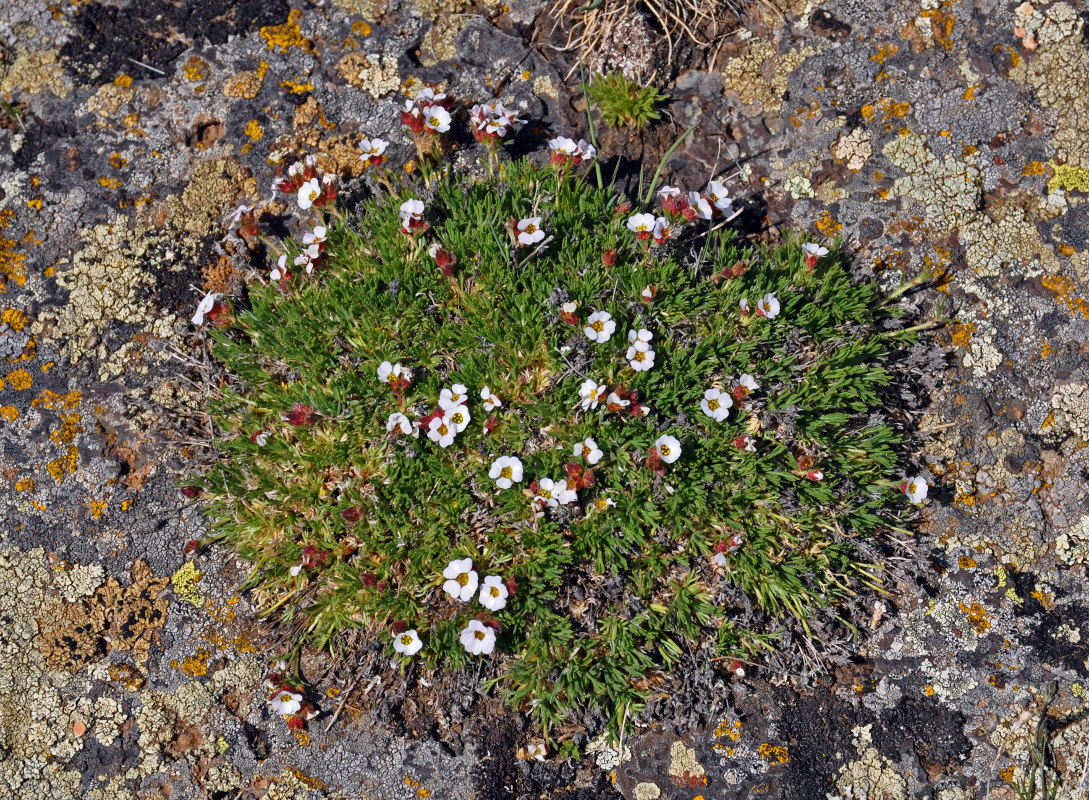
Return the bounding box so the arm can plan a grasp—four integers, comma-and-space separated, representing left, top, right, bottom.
561, 300, 578, 315
415, 87, 447, 105
573, 438, 602, 465
657, 185, 681, 199
289, 564, 303, 577
439, 383, 468, 410
584, 310, 616, 343
460, 620, 496, 655
739, 298, 750, 314
712, 552, 727, 567
738, 374, 760, 393
802, 242, 829, 259
706, 180, 731, 211
628, 328, 653, 345
422, 104, 451, 132
297, 178, 321, 210
651, 216, 673, 244
655, 435, 681, 464
480, 386, 502, 411
489, 455, 524, 489
302, 225, 327, 246
701, 388, 732, 422
442, 558, 478, 602
399, 198, 425, 224
626, 212, 656, 234
517, 217, 545, 246
536, 478, 576, 507
294, 243, 321, 274
445, 405, 470, 433
230, 203, 255, 223
688, 191, 713, 220
254, 431, 268, 446
427, 416, 456, 448
272, 254, 288, 281
378, 361, 404, 385
641, 285, 656, 302
192, 291, 219, 326
359, 137, 389, 159
386, 412, 414, 436
626, 340, 655, 371
393, 629, 423, 655
606, 391, 629, 410
756, 292, 780, 319
579, 379, 606, 410
478, 575, 509, 611
593, 496, 616, 512
548, 136, 578, 156
575, 139, 596, 161
904, 476, 928, 504
270, 690, 302, 715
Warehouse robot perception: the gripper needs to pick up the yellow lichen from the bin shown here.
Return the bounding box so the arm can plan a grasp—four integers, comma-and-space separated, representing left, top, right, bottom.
5, 368, 32, 390
171, 561, 205, 607
0, 211, 28, 292
260, 9, 313, 53
182, 56, 211, 82
1048, 162, 1089, 193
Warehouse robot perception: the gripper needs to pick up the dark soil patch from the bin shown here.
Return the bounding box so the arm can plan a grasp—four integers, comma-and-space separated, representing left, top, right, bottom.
869, 693, 971, 781
61, 0, 291, 83
773, 680, 862, 800
1011, 570, 1089, 676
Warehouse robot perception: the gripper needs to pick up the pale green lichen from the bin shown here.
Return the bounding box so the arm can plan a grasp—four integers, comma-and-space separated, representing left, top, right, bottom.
1047, 163, 1089, 194
829, 725, 907, 800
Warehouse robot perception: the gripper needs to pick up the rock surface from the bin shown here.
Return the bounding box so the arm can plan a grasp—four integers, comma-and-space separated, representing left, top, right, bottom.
2, 0, 1089, 798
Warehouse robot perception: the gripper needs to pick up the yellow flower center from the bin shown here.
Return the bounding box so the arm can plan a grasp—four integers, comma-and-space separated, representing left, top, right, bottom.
490, 587, 500, 597
438, 424, 448, 435
540, 489, 551, 499
452, 412, 464, 425
908, 482, 917, 494
524, 224, 536, 234
707, 399, 719, 411
400, 634, 414, 645
429, 116, 441, 127
633, 351, 645, 362
592, 321, 604, 332
660, 445, 671, 457
474, 630, 486, 640
709, 192, 719, 202
307, 189, 318, 201
500, 467, 512, 479
457, 572, 469, 586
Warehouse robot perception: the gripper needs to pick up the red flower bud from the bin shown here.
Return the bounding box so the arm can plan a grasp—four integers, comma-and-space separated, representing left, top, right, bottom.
616, 200, 632, 215
180, 485, 201, 499
484, 417, 498, 433
362, 572, 377, 587
377, 580, 388, 592
602, 248, 616, 266
341, 507, 363, 524
504, 578, 518, 596
390, 619, 406, 634
286, 403, 316, 427
806, 469, 824, 482
287, 715, 307, 731
797, 455, 816, 471
183, 539, 201, 555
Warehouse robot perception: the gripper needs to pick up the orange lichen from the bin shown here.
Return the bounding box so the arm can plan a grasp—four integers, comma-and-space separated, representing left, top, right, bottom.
5, 368, 32, 390
816, 210, 842, 236
15, 477, 33, 491
758, 743, 789, 765
959, 602, 990, 634
32, 389, 81, 410
183, 56, 211, 82
958, 555, 977, 569
0, 405, 17, 423
871, 44, 899, 65
0, 211, 28, 293
89, 498, 107, 519
1042, 274, 1089, 319
49, 413, 83, 445
260, 9, 313, 53
46, 445, 79, 484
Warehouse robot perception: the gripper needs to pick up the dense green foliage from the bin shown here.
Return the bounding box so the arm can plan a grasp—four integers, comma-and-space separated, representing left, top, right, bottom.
587, 73, 667, 129
198, 158, 915, 733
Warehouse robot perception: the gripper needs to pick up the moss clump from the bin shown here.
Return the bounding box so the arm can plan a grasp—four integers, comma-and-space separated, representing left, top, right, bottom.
200, 157, 918, 733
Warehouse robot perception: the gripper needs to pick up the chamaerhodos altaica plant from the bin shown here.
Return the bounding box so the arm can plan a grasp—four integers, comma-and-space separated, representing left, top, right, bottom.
196, 127, 928, 736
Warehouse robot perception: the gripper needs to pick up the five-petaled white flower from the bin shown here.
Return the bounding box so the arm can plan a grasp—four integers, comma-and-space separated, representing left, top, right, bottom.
548, 136, 578, 156
192, 291, 219, 326
593, 496, 616, 512
399, 198, 425, 225
706, 180, 731, 211
386, 412, 414, 436
272, 254, 288, 281
446, 405, 470, 433
460, 620, 496, 655
651, 216, 674, 244
422, 104, 452, 133
738, 374, 760, 394
756, 292, 780, 319
701, 388, 733, 422
478, 575, 509, 611
739, 298, 750, 314
688, 191, 713, 220
626, 212, 656, 235
393, 629, 423, 655
302, 225, 327, 246
626, 339, 655, 371
359, 137, 389, 160
574, 438, 603, 465
657, 185, 680, 199
427, 416, 456, 448
575, 139, 596, 161
378, 361, 406, 385
903, 475, 928, 504
489, 455, 523, 489
294, 243, 321, 274
655, 435, 682, 464
517, 217, 545, 246
297, 178, 321, 210
442, 558, 479, 602
536, 478, 577, 507
802, 242, 829, 260
270, 690, 303, 715
439, 383, 469, 410
579, 378, 606, 410
584, 310, 616, 343
480, 386, 502, 411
